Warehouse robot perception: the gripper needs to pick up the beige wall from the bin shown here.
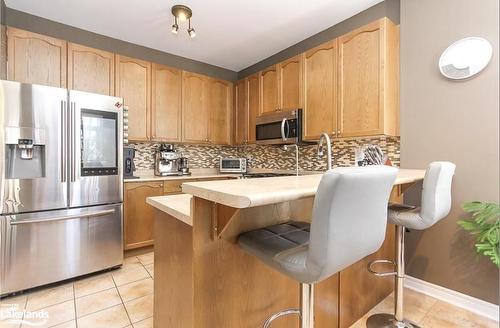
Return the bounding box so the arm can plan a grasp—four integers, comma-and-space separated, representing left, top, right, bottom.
400, 0, 499, 303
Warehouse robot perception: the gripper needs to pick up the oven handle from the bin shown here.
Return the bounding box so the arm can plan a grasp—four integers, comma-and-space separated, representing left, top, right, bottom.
9, 209, 115, 225
281, 118, 290, 142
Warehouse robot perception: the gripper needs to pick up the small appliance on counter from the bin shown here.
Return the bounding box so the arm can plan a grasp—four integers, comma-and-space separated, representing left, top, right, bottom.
179, 157, 190, 175
154, 144, 191, 176
123, 146, 139, 179
219, 157, 247, 173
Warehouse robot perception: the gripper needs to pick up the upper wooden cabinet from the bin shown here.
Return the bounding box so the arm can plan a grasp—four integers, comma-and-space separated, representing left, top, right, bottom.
152, 64, 182, 142
182, 71, 209, 143
115, 55, 152, 142
259, 65, 279, 115
207, 78, 232, 145
303, 40, 338, 141
279, 55, 303, 110
67, 43, 115, 95
338, 18, 399, 137
7, 27, 67, 87
247, 73, 260, 143
235, 79, 248, 145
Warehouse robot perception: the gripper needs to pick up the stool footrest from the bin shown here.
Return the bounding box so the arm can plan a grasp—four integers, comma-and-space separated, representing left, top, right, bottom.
263, 308, 301, 328
367, 259, 397, 277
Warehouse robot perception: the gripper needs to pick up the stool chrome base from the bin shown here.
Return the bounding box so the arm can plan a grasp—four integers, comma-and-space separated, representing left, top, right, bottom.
366, 313, 421, 328
262, 283, 313, 328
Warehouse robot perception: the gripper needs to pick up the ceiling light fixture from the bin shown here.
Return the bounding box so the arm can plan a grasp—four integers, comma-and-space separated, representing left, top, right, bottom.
171, 5, 195, 38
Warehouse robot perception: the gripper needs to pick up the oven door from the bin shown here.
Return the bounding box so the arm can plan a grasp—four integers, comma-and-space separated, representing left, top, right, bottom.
255, 111, 299, 145
69, 90, 123, 207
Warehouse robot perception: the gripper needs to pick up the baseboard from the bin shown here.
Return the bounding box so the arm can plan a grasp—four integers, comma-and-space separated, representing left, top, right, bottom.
405, 275, 499, 322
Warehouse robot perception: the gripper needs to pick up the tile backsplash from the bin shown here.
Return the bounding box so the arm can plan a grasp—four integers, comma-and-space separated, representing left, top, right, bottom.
129, 136, 400, 172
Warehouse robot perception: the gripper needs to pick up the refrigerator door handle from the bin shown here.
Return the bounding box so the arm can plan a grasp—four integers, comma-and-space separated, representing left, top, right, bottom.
9, 209, 115, 225
61, 100, 67, 183
70, 102, 76, 182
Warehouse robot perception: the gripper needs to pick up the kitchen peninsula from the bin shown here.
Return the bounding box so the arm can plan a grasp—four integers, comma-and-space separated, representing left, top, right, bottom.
147, 169, 426, 328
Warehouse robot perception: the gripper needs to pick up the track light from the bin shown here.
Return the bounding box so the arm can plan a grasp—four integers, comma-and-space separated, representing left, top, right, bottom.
172, 17, 179, 34
171, 5, 196, 38
188, 19, 196, 38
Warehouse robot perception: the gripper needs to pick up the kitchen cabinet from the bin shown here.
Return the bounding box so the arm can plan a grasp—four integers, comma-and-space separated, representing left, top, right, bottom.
247, 73, 260, 143
125, 176, 236, 250
124, 181, 164, 250
303, 40, 338, 141
279, 54, 303, 110
337, 18, 399, 137
235, 79, 248, 145
182, 71, 209, 143
115, 55, 152, 142
259, 65, 279, 115
67, 43, 115, 95
207, 78, 232, 145
260, 55, 303, 116
152, 63, 182, 142
7, 27, 67, 87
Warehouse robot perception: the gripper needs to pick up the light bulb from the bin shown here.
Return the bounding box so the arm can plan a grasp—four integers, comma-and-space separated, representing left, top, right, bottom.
188, 28, 196, 38
172, 24, 179, 34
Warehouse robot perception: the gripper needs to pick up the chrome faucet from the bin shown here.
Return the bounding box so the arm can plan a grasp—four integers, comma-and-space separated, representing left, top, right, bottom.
317, 133, 333, 170
283, 144, 299, 176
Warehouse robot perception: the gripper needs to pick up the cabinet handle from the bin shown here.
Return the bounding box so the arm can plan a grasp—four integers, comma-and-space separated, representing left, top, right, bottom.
159, 183, 163, 187
332, 131, 336, 135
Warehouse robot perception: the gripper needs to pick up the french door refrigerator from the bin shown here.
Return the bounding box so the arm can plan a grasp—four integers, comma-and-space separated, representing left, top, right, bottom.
0, 80, 124, 296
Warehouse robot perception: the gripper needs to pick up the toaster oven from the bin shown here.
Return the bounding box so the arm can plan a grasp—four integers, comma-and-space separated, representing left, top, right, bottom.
219, 158, 247, 173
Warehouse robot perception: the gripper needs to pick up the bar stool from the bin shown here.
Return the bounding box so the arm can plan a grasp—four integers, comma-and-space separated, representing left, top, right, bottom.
367, 161, 456, 328
238, 166, 399, 328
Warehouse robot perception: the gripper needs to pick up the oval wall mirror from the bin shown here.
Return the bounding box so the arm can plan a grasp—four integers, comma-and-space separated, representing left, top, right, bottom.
439, 37, 493, 80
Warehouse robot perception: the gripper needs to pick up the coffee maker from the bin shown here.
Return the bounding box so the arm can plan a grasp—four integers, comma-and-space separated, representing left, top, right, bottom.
154, 144, 180, 176
123, 146, 138, 179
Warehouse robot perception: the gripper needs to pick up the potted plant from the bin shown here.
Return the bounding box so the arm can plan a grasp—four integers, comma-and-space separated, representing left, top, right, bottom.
458, 202, 499, 267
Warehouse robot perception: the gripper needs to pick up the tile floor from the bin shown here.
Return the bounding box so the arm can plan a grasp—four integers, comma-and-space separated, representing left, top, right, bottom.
349, 288, 498, 328
0, 252, 154, 328
1, 250, 497, 328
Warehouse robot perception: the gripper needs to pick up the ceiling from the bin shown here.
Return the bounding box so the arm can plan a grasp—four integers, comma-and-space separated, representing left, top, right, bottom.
5, 0, 384, 71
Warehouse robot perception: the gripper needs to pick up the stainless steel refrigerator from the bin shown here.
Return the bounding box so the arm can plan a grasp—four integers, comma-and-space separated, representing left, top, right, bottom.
0, 80, 124, 296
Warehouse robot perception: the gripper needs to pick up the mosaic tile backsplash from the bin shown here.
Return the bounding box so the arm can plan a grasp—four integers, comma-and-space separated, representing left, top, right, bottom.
129, 136, 400, 172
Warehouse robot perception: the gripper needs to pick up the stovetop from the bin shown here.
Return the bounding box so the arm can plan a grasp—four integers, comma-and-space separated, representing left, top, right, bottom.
240, 172, 296, 179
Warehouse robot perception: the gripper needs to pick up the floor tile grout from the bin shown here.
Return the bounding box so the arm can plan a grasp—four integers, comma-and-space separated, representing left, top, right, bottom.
111, 262, 134, 328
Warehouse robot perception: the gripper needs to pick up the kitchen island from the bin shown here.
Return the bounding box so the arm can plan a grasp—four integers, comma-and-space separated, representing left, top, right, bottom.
147, 169, 425, 328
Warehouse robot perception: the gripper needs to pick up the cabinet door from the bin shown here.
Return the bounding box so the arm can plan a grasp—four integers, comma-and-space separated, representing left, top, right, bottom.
260, 65, 279, 115
235, 79, 248, 145
115, 55, 151, 141
67, 43, 114, 95
124, 182, 164, 250
207, 78, 232, 145
279, 55, 302, 110
7, 27, 67, 87
247, 73, 260, 143
303, 40, 337, 140
338, 19, 383, 137
182, 71, 209, 143
152, 64, 182, 142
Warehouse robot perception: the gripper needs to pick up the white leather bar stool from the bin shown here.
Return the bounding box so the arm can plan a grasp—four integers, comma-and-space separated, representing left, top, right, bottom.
367, 161, 456, 328
238, 166, 399, 328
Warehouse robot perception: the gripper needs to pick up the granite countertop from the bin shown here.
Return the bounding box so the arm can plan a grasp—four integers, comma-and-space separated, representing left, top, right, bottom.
181, 169, 426, 209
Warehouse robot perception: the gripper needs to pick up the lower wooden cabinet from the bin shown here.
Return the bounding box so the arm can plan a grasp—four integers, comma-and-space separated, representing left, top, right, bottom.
124, 177, 236, 250
124, 181, 164, 250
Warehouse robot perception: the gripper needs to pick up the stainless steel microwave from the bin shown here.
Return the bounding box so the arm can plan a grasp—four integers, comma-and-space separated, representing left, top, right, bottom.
255, 109, 307, 145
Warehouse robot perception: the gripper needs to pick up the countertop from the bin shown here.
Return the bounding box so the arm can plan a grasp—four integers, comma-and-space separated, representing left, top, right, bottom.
147, 194, 193, 226
181, 169, 426, 209
124, 169, 239, 182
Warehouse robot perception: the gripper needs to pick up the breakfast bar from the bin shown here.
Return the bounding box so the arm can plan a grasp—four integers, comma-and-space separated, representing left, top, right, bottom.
147, 169, 425, 328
